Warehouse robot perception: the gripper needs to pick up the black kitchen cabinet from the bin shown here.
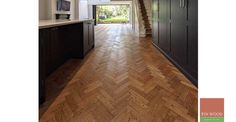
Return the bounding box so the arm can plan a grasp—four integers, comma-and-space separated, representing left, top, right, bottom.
88, 21, 95, 48
39, 29, 46, 104
39, 27, 62, 104
63, 23, 84, 58
152, 0, 198, 86
68, 21, 95, 58
50, 27, 64, 73
41, 26, 68, 77
83, 20, 95, 56
152, 0, 158, 45
83, 22, 90, 55
187, 0, 198, 79
158, 0, 171, 52
170, 0, 188, 65
39, 20, 95, 104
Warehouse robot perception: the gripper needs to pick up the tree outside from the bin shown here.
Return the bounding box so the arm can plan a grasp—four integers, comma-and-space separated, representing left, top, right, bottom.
96, 5, 130, 24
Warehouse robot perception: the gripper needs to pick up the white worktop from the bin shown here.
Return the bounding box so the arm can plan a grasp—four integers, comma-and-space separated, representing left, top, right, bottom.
39, 19, 94, 29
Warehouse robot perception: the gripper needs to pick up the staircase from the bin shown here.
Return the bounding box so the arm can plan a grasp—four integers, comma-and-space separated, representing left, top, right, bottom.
138, 0, 152, 37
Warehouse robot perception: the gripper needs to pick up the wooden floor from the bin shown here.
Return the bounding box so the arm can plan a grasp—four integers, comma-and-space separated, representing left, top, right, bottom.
39, 24, 198, 122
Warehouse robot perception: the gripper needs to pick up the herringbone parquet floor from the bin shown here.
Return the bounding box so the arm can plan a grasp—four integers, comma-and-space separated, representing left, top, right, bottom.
39, 24, 198, 122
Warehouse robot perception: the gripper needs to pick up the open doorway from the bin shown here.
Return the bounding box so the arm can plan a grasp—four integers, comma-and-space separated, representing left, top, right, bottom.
95, 4, 130, 24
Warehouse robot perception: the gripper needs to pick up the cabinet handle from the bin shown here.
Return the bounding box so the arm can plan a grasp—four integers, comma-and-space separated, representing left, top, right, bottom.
183, 0, 185, 8
185, 0, 188, 8
179, 0, 182, 8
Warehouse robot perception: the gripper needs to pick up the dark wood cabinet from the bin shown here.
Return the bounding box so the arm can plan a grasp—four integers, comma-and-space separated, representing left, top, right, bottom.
59, 21, 94, 58
171, 24, 188, 65
88, 21, 95, 48
63, 23, 84, 58
83, 22, 90, 55
83, 20, 95, 56
39, 20, 95, 104
40, 26, 68, 77
50, 27, 64, 73
170, 0, 188, 65
158, 0, 171, 52
152, 0, 198, 86
187, 0, 198, 79
39, 29, 46, 104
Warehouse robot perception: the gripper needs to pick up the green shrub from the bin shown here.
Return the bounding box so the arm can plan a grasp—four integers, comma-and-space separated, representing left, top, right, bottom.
98, 16, 129, 24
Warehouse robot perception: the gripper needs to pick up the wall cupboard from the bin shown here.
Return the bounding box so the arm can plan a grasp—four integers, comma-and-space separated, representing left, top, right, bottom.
152, 0, 198, 86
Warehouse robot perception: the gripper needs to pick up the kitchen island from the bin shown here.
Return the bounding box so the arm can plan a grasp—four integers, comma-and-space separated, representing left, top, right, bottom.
39, 19, 95, 104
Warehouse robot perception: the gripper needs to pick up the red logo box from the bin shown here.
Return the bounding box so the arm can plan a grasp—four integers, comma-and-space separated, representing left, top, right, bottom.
200, 98, 224, 118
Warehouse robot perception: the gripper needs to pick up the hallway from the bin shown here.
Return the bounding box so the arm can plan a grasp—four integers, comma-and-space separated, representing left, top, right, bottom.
40, 24, 198, 122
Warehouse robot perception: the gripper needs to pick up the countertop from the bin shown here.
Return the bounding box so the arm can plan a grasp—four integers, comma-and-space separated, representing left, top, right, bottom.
39, 19, 94, 29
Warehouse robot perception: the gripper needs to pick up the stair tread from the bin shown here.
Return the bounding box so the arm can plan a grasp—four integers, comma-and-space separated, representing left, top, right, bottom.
139, 0, 152, 36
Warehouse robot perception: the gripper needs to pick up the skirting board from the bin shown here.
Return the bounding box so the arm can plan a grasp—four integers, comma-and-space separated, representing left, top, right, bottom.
152, 42, 198, 87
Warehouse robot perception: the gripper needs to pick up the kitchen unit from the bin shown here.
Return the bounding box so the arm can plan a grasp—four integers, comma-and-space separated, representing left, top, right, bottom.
39, 19, 95, 104
152, 0, 198, 86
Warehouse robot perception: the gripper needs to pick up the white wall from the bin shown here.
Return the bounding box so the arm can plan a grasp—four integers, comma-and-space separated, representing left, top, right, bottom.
79, 0, 95, 20
88, 4, 93, 19
39, 0, 51, 20
70, 0, 76, 19
39, 0, 46, 20
79, 0, 89, 19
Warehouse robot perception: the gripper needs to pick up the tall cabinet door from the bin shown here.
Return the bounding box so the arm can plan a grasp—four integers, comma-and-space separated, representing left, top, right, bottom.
83, 22, 89, 54
171, 0, 188, 65
152, 0, 158, 45
88, 21, 95, 48
187, 0, 198, 79
39, 29, 46, 104
158, 0, 170, 52
152, 0, 198, 85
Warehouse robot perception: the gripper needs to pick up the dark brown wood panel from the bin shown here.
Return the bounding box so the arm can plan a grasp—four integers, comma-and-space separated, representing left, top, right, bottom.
187, 0, 198, 79
152, 0, 198, 85
158, 0, 171, 52
39, 20, 95, 104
